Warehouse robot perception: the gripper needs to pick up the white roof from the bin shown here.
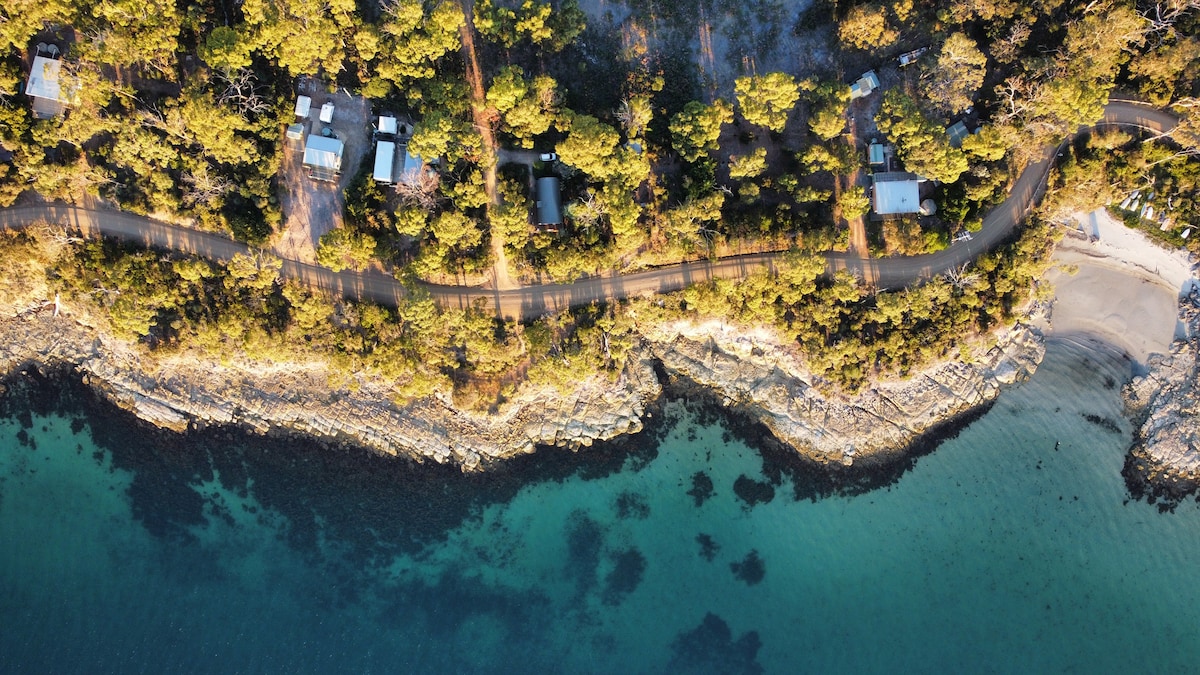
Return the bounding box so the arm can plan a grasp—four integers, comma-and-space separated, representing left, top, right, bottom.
374, 141, 396, 182
319, 102, 334, 123
378, 116, 397, 135
303, 135, 343, 170
295, 95, 311, 118
873, 174, 922, 215
26, 56, 67, 102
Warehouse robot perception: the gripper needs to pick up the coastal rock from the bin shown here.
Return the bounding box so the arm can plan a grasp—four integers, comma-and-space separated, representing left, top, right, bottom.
1124, 292, 1200, 497
0, 310, 1043, 472
642, 319, 1045, 465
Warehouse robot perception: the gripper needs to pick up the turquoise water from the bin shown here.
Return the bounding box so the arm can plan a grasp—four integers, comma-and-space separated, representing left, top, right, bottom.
3, 339, 1200, 673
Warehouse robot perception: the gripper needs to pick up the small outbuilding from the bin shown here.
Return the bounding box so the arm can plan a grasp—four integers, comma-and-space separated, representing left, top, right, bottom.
536, 176, 563, 226
871, 171, 925, 216
377, 115, 398, 136
397, 146, 428, 185
374, 140, 396, 183
868, 142, 887, 168
849, 70, 880, 100
26, 55, 76, 119
946, 120, 970, 148
319, 101, 335, 124
294, 95, 311, 119
303, 134, 344, 182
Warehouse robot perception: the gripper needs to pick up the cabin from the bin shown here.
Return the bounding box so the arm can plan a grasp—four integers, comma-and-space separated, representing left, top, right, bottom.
849, 70, 880, 100
303, 134, 343, 182
871, 172, 925, 216
536, 176, 563, 227
374, 141, 396, 183
25, 54, 76, 119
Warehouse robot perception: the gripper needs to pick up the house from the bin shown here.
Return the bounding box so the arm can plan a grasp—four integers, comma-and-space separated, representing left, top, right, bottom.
374, 140, 396, 183
303, 134, 343, 182
25, 55, 76, 119
871, 172, 925, 216
849, 70, 880, 100
536, 176, 563, 226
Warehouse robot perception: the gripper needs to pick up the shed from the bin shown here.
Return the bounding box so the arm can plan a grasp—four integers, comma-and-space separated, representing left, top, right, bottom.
25, 56, 76, 119
294, 95, 311, 119
946, 120, 970, 148
374, 140, 396, 183
303, 135, 343, 182
285, 123, 304, 141
536, 176, 563, 226
868, 143, 886, 168
397, 146, 427, 184
378, 115, 398, 136
872, 172, 925, 215
849, 70, 880, 100
319, 101, 335, 123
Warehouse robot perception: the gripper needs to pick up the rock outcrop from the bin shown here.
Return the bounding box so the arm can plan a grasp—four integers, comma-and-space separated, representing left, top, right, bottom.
1124, 290, 1200, 502
642, 319, 1044, 465
0, 311, 1046, 471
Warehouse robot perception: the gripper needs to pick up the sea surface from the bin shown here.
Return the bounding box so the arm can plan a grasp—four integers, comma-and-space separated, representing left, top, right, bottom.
3, 339, 1200, 674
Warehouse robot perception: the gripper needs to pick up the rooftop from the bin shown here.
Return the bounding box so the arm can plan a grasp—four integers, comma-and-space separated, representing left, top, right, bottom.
872, 172, 924, 215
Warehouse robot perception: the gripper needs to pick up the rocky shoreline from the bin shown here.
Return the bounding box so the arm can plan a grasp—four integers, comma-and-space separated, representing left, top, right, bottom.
0, 309, 1046, 478
1124, 289, 1200, 510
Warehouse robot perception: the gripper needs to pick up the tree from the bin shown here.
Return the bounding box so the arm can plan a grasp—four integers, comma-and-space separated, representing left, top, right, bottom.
669, 100, 733, 162
556, 113, 621, 179
837, 4, 898, 51
838, 186, 870, 219
728, 148, 768, 180
921, 33, 988, 117
201, 26, 254, 71
735, 73, 799, 132
317, 229, 377, 272
876, 90, 968, 184
430, 211, 483, 251
808, 82, 851, 140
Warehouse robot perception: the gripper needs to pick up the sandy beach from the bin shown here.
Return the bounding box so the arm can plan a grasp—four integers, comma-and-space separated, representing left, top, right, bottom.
1041, 208, 1198, 365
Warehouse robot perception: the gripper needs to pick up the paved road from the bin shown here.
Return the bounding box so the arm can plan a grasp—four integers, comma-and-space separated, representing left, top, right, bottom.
0, 102, 1178, 321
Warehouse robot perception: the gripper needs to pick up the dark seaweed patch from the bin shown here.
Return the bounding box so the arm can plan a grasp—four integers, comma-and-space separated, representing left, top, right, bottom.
564, 510, 604, 597
602, 548, 647, 605
730, 550, 766, 586
1081, 413, 1122, 434
667, 612, 764, 675
733, 475, 775, 508
696, 533, 720, 561
687, 471, 715, 506
614, 491, 650, 520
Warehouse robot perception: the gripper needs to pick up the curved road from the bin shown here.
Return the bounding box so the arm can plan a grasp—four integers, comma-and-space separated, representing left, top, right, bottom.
0, 102, 1178, 321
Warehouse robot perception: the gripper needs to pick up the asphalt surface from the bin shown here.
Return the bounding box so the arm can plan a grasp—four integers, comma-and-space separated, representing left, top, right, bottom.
0, 102, 1178, 321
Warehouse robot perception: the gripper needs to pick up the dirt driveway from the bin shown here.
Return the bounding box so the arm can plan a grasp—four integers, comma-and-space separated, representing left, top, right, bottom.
275, 81, 374, 263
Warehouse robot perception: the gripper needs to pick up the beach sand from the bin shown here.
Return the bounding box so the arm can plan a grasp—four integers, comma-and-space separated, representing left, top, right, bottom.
1041, 208, 1197, 366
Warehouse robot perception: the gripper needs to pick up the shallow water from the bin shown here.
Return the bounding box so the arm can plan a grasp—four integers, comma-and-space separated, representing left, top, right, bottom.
2, 339, 1199, 673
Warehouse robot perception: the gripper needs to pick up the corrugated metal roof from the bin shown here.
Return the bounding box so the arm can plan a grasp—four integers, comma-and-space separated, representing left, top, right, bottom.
374, 141, 395, 182
303, 135, 343, 170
